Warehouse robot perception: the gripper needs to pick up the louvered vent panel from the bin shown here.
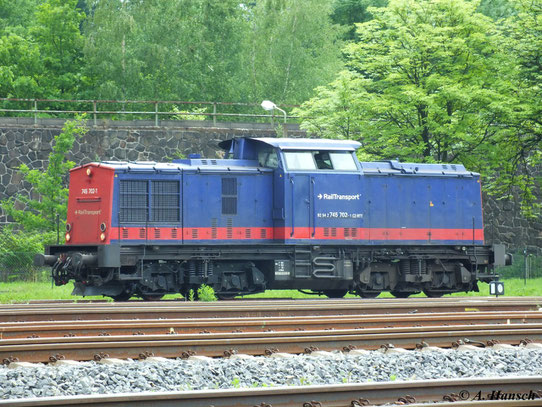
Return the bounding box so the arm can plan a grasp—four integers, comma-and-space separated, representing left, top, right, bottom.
221, 178, 237, 215
211, 218, 218, 239
119, 180, 147, 223
227, 218, 233, 239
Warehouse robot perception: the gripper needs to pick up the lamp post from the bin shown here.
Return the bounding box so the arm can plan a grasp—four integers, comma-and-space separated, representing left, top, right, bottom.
261, 100, 287, 123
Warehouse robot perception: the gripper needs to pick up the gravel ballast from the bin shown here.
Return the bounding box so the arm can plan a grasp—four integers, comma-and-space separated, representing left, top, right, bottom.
1, 348, 542, 399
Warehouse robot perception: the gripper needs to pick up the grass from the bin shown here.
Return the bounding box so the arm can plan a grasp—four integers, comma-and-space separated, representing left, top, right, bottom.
242, 278, 542, 299
0, 282, 183, 303
0, 277, 541, 303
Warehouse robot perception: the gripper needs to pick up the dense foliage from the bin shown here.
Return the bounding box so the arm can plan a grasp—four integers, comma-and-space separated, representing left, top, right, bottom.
0, 226, 52, 281
0, 0, 345, 104
294, 0, 541, 215
0, 0, 540, 212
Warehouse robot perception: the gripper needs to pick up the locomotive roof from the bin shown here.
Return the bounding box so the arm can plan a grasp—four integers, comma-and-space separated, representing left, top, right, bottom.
219, 137, 361, 151
74, 160, 269, 174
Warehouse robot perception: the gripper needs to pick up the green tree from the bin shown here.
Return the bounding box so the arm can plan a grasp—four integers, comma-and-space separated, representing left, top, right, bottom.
1, 116, 87, 233
483, 0, 542, 215
0, 0, 39, 32
31, 0, 86, 97
83, 0, 246, 102
0, 33, 43, 98
239, 0, 345, 104
296, 0, 513, 167
82, 0, 137, 100
331, 0, 388, 40
477, 0, 516, 20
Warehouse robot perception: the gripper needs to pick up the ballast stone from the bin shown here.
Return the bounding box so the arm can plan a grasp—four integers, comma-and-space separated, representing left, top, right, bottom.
229, 354, 255, 360
269, 352, 296, 358
188, 355, 214, 362
8, 362, 39, 369
98, 358, 130, 365
1, 348, 542, 400
52, 360, 81, 366
143, 356, 169, 363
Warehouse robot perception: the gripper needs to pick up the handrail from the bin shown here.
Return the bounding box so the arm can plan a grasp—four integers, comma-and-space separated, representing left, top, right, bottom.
0, 98, 299, 127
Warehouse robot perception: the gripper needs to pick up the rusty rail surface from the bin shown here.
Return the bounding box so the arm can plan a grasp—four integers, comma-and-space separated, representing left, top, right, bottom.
1, 297, 540, 323
1, 377, 541, 406
1, 323, 542, 363
1, 311, 541, 340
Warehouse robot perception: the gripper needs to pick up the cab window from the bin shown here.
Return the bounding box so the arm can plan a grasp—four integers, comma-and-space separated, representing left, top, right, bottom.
329, 152, 357, 170
284, 150, 357, 171
258, 148, 279, 168
284, 151, 316, 170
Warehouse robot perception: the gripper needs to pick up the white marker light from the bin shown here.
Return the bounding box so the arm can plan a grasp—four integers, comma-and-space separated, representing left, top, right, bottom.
489, 281, 504, 297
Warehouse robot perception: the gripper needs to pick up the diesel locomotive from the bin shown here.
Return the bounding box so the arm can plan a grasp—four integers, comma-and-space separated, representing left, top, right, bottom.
36, 137, 510, 300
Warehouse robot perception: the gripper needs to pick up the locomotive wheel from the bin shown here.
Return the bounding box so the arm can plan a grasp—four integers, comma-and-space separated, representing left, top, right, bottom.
358, 291, 380, 298
423, 290, 444, 298
322, 289, 348, 299
141, 294, 164, 301
217, 294, 237, 300
111, 292, 132, 302
390, 291, 412, 298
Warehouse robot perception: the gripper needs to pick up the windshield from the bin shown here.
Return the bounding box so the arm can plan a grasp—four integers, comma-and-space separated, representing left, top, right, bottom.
284, 150, 357, 171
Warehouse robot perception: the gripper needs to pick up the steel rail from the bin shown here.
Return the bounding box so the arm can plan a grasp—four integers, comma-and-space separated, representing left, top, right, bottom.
1, 324, 541, 363
1, 311, 541, 339
4, 296, 541, 306
2, 297, 540, 312
1, 376, 540, 406
1, 298, 540, 323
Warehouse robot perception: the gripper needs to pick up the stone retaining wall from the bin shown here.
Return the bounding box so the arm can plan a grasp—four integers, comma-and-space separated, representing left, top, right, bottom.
0, 118, 540, 253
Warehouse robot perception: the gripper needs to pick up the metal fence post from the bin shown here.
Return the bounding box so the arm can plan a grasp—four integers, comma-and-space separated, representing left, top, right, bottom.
213, 103, 217, 126
33, 99, 38, 125
93, 101, 97, 126
154, 102, 159, 127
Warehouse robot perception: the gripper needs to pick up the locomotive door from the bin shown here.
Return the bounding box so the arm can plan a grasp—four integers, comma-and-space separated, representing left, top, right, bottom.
290, 174, 313, 239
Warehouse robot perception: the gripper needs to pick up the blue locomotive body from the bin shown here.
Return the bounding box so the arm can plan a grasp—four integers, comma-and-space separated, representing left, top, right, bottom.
41, 137, 508, 300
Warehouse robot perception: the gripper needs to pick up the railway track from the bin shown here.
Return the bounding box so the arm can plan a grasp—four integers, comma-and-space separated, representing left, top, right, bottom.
1, 315, 542, 363
1, 311, 541, 339
3, 325, 542, 364
1, 299, 542, 406
1, 376, 541, 406
1, 297, 541, 322
1, 298, 541, 363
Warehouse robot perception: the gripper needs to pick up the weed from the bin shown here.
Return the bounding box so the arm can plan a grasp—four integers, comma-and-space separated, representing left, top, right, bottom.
198, 285, 217, 302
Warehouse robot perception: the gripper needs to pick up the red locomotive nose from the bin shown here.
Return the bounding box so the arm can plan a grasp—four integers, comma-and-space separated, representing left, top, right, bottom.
66, 163, 114, 245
